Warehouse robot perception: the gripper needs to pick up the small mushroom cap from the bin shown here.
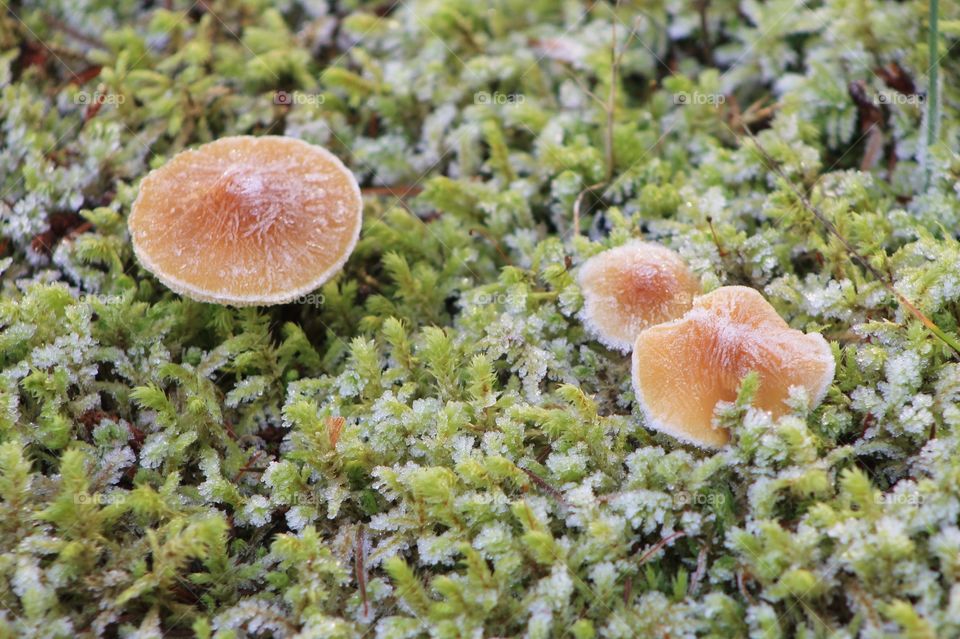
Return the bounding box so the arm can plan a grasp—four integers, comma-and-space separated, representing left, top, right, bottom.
632, 286, 835, 448
128, 135, 363, 306
577, 241, 701, 352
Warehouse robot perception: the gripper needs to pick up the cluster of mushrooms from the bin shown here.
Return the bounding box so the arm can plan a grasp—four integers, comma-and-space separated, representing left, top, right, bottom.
128, 136, 833, 450
578, 242, 835, 448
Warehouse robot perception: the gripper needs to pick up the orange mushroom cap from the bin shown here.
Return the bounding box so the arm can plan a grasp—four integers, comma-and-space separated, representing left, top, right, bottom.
631, 286, 835, 448
128, 135, 363, 306
578, 241, 701, 352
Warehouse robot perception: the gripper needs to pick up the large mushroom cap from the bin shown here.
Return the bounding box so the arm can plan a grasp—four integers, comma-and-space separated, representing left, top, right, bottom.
578, 241, 700, 352
129, 135, 363, 306
632, 286, 835, 448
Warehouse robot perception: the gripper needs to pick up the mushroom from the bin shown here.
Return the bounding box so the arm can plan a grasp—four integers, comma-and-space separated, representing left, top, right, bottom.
128, 135, 363, 306
578, 241, 701, 352
631, 286, 835, 448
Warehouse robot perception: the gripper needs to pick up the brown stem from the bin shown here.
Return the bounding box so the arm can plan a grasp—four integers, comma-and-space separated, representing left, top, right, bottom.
520, 467, 568, 507
43, 13, 106, 49
637, 531, 687, 565
572, 181, 607, 236
469, 227, 513, 265
233, 450, 263, 482
705, 215, 727, 258
356, 524, 369, 617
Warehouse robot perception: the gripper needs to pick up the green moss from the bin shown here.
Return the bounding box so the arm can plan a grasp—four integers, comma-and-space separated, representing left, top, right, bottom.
1, 0, 960, 637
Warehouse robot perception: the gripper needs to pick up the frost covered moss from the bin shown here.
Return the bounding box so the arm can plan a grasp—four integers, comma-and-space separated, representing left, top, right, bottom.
2, 0, 960, 637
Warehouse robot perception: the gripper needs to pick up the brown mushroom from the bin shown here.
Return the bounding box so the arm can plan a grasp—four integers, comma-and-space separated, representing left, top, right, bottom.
128, 135, 362, 306
578, 241, 701, 352
632, 286, 835, 448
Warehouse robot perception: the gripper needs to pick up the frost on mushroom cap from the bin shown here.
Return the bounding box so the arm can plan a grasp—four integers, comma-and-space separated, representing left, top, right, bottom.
128, 135, 363, 306
631, 286, 836, 448
577, 241, 701, 352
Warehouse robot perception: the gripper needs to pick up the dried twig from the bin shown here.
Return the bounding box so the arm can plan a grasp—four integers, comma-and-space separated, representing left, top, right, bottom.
637, 531, 687, 565
43, 13, 105, 49
520, 467, 569, 507
356, 524, 369, 617
876, 61, 918, 96
705, 215, 727, 258
572, 181, 606, 236
326, 416, 345, 448
848, 81, 885, 171
737, 569, 758, 605
469, 227, 513, 265
233, 450, 263, 482
727, 95, 779, 133
688, 544, 709, 596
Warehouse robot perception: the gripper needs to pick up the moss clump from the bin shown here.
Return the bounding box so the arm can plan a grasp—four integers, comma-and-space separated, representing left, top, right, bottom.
2, 1, 960, 637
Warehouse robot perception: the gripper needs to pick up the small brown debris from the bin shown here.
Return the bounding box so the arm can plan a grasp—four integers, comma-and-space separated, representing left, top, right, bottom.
326, 416, 345, 448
